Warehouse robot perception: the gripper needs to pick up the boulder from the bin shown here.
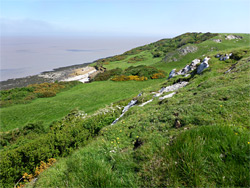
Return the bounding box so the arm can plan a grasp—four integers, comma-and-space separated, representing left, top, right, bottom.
197, 57, 210, 74
178, 45, 198, 56
212, 39, 222, 43
155, 81, 189, 97
168, 69, 176, 79
225, 35, 243, 40
215, 54, 221, 58
219, 53, 232, 61
190, 59, 200, 70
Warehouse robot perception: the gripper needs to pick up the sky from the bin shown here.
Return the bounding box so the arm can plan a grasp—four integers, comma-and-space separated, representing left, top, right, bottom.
0, 0, 250, 37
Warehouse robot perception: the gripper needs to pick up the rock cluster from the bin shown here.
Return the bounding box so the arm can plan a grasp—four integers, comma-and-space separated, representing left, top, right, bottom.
177, 45, 198, 56
212, 39, 222, 43
155, 82, 189, 97
197, 57, 210, 74
215, 53, 232, 61
225, 35, 243, 40
168, 59, 201, 79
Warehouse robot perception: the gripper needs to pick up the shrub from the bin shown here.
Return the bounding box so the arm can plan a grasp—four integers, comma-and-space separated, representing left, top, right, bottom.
151, 73, 166, 79
94, 68, 123, 81
127, 56, 145, 63
0, 82, 80, 107
125, 65, 166, 79
0, 109, 120, 187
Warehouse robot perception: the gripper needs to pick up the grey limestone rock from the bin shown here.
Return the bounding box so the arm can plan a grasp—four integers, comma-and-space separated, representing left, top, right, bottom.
225, 35, 243, 40
159, 92, 176, 100
219, 53, 232, 61
154, 81, 189, 97
197, 57, 210, 74
178, 45, 198, 56
212, 39, 222, 43
168, 69, 176, 79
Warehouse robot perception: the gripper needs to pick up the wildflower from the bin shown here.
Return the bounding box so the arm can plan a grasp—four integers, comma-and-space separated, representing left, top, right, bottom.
117, 137, 119, 140
111, 141, 113, 144
22, 173, 28, 178
120, 130, 122, 132
136, 136, 139, 138
248, 142, 250, 144
220, 105, 223, 107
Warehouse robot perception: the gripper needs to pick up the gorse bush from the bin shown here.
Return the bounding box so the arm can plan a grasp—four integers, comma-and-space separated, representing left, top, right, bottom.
0, 81, 80, 107
94, 65, 166, 81
127, 55, 145, 63
94, 68, 123, 81
0, 107, 121, 187
111, 75, 148, 81
16, 158, 57, 188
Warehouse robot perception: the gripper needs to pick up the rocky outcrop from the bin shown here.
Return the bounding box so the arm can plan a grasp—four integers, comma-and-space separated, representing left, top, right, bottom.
197, 57, 210, 74
112, 81, 189, 125
177, 45, 198, 56
159, 92, 176, 100
168, 58, 200, 79
225, 35, 243, 40
215, 53, 232, 61
154, 82, 189, 97
62, 66, 97, 83
111, 93, 142, 125
212, 39, 222, 43
164, 45, 198, 63
168, 69, 177, 79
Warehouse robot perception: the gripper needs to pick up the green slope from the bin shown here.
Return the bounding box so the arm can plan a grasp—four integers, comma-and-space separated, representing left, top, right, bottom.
1, 33, 249, 132
0, 79, 164, 132
28, 46, 250, 187
0, 32, 250, 187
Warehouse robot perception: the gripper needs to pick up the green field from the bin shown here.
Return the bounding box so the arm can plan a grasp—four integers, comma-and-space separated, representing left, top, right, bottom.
0, 79, 165, 132
28, 47, 250, 187
1, 33, 250, 188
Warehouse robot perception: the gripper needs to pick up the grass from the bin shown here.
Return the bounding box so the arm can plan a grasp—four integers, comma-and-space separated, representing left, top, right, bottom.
1, 33, 250, 187
0, 79, 165, 132
26, 46, 250, 187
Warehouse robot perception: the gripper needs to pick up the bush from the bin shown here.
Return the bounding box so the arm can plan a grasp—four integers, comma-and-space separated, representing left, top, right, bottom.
127, 55, 145, 63
151, 73, 166, 79
94, 68, 123, 81
0, 109, 120, 187
111, 75, 148, 81
125, 65, 166, 79
36, 91, 56, 98
0, 82, 80, 107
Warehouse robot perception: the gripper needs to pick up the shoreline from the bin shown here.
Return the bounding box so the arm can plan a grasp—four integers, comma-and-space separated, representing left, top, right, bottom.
0, 62, 94, 90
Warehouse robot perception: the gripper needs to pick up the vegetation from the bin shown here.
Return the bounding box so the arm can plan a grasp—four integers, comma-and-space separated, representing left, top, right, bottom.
0, 33, 250, 188
93, 68, 122, 81
0, 79, 165, 132
0, 81, 80, 107
0, 107, 121, 187
28, 47, 250, 187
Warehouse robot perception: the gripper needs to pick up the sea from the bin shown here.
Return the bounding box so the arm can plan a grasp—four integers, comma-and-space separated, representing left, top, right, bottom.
0, 36, 161, 81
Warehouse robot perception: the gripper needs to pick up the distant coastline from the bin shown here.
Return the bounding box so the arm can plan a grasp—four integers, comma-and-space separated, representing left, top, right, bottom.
0, 62, 92, 90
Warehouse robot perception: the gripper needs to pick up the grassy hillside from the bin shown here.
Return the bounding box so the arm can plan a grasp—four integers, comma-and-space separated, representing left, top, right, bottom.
0, 33, 249, 187
27, 47, 250, 187
0, 79, 165, 132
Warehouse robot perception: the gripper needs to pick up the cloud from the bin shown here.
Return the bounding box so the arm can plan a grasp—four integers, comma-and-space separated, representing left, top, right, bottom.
0, 18, 61, 35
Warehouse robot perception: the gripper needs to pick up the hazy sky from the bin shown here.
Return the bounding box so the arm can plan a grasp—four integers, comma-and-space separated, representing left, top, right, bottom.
1, 0, 250, 37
